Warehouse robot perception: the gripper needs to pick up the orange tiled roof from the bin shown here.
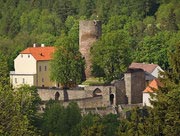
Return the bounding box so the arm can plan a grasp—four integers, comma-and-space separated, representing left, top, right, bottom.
21, 46, 55, 61
143, 79, 163, 93
129, 62, 158, 73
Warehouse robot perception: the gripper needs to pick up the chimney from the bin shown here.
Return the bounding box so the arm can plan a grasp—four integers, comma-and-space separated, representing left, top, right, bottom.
41, 44, 45, 47
33, 43, 36, 47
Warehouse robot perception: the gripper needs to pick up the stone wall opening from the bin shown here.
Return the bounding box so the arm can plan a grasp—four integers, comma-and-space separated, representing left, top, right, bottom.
55, 92, 60, 100
110, 94, 114, 105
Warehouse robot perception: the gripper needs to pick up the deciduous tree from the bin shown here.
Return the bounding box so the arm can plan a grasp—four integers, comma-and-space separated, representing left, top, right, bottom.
50, 36, 85, 88
91, 30, 131, 83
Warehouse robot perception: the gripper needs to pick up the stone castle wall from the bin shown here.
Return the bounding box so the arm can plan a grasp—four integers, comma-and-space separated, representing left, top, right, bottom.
38, 85, 116, 109
79, 20, 102, 78
38, 88, 85, 101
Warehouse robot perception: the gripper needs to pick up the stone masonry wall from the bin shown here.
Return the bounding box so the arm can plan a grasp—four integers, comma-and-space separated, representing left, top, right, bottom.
38, 89, 85, 101
131, 70, 145, 103
113, 80, 127, 104
79, 20, 102, 78
124, 69, 145, 104
38, 85, 116, 109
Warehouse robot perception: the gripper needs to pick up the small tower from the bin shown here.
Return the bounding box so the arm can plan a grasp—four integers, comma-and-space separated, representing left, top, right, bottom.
124, 68, 146, 104
79, 20, 102, 78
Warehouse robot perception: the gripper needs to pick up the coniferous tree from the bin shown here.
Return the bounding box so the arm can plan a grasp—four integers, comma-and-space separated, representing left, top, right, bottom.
0, 52, 10, 89
149, 43, 180, 136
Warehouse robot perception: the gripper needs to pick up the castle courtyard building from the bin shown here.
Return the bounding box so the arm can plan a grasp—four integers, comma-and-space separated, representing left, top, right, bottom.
10, 45, 55, 88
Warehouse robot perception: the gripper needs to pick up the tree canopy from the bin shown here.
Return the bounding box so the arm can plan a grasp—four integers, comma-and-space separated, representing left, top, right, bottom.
91, 30, 131, 82
50, 36, 85, 88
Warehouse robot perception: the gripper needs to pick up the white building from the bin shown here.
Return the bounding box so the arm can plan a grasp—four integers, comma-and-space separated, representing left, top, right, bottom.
10, 44, 55, 88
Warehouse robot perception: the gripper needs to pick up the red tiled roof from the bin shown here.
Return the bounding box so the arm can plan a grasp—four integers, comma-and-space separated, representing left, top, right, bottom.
143, 79, 163, 93
21, 46, 55, 61
129, 62, 158, 73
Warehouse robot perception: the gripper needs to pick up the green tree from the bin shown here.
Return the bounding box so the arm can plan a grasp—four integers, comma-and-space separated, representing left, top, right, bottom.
134, 31, 172, 70
143, 16, 158, 36
42, 101, 81, 136
79, 0, 95, 18
0, 52, 10, 88
148, 42, 180, 135
35, 33, 56, 45
64, 102, 82, 136
34, 9, 63, 36
156, 3, 178, 31
91, 30, 131, 83
116, 119, 131, 136
75, 113, 119, 136
0, 55, 37, 135
150, 82, 180, 135
65, 16, 79, 42
80, 115, 105, 136
102, 114, 120, 136
42, 101, 66, 135
50, 36, 85, 88
15, 85, 41, 126
53, 0, 76, 22
104, 15, 129, 33
0, 87, 37, 135
20, 9, 41, 34
168, 42, 180, 84
72, 113, 98, 136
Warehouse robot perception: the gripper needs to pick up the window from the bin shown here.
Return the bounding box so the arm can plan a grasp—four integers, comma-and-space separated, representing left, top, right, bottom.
45, 66, 47, 71
42, 78, 44, 82
21, 54, 23, 58
15, 78, 17, 83
39, 66, 41, 72
28, 54, 30, 58
22, 78, 25, 84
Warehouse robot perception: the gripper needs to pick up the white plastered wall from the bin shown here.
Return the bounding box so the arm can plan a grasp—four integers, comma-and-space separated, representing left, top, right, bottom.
10, 74, 36, 88
143, 92, 156, 107
14, 54, 37, 74
151, 66, 164, 78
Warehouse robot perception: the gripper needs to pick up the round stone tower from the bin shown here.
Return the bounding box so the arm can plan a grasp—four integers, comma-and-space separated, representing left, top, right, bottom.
79, 20, 102, 78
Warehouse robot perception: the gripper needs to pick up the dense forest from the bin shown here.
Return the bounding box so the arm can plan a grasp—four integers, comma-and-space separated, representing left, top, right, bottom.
0, 0, 180, 135
0, 0, 180, 72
